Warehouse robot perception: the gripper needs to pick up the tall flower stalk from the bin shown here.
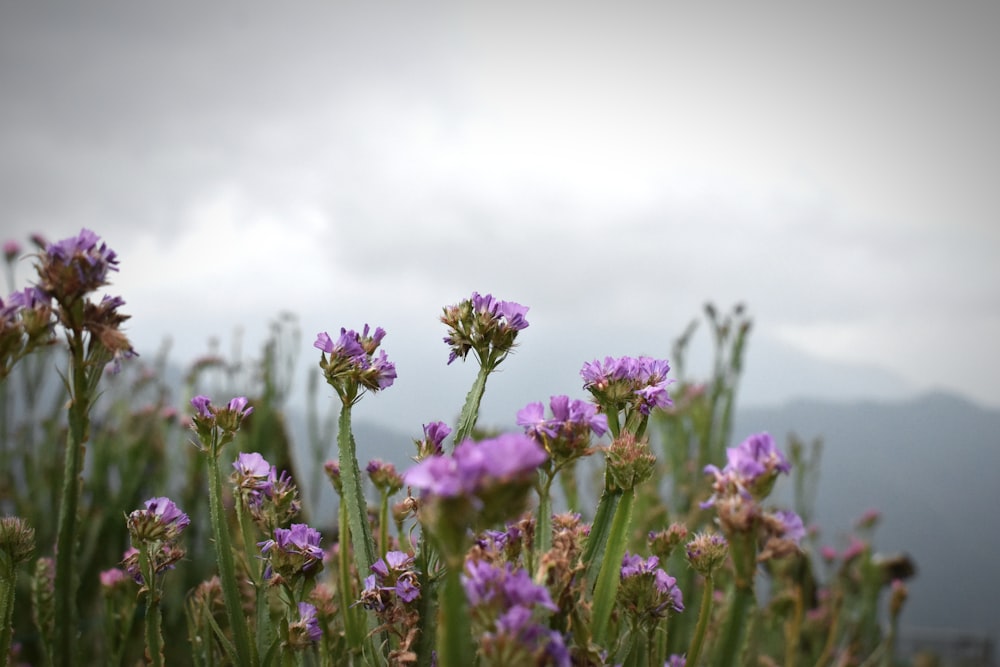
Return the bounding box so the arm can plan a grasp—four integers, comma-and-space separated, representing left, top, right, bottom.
191, 395, 258, 667
441, 292, 529, 444
125, 497, 190, 667
33, 229, 135, 667
315, 324, 396, 660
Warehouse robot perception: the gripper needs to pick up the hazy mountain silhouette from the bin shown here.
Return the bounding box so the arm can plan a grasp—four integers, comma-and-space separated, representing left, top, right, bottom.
734, 391, 1000, 642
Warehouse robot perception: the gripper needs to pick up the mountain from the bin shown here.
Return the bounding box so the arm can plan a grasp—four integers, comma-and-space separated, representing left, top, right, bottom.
733, 391, 1000, 642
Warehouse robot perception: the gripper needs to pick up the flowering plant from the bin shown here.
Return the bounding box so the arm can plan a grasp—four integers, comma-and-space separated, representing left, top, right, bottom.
0, 232, 915, 667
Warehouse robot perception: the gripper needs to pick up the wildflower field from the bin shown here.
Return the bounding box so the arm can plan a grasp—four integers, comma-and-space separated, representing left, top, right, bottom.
0, 229, 912, 666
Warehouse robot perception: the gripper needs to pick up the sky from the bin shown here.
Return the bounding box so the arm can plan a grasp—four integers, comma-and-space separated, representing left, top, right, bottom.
1, 1, 998, 431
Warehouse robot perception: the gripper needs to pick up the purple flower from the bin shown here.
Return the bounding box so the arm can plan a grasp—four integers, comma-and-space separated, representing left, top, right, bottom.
191, 395, 213, 419
517, 395, 608, 464
771, 510, 806, 544
127, 497, 190, 542
285, 601, 323, 647
580, 355, 674, 415
404, 433, 547, 498
232, 452, 273, 494
416, 420, 452, 458
666, 656, 687, 667
37, 228, 120, 300
440, 292, 529, 366
259, 523, 324, 580
313, 329, 365, 359
621, 552, 660, 579
618, 551, 684, 618
315, 325, 396, 396
359, 550, 421, 610
702, 432, 792, 514
463, 560, 557, 612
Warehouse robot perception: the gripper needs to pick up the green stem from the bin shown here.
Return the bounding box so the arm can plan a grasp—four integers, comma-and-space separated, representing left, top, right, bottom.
139, 546, 164, 667
685, 574, 715, 667
52, 329, 89, 667
452, 363, 490, 445
591, 487, 635, 646
713, 582, 755, 667
378, 493, 389, 561
0, 572, 15, 667
436, 563, 472, 667
337, 500, 363, 651
336, 405, 386, 664
534, 470, 554, 569
582, 483, 622, 587
207, 440, 259, 667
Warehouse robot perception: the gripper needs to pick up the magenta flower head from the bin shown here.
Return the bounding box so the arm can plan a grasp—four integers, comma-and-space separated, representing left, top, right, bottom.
258, 523, 324, 581
359, 550, 421, 611
618, 552, 684, 625
315, 324, 396, 404
440, 291, 529, 368
403, 433, 547, 559
232, 452, 273, 494
758, 509, 807, 561
462, 560, 567, 666
189, 394, 253, 450
581, 355, 675, 420
702, 432, 791, 508
35, 228, 119, 305
415, 420, 452, 459
127, 497, 190, 543
517, 394, 608, 466
286, 602, 322, 648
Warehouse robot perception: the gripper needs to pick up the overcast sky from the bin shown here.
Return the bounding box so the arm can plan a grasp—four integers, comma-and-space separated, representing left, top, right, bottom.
1, 2, 997, 430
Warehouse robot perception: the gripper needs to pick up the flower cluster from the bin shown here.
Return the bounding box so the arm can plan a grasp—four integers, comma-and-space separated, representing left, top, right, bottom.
404, 434, 546, 560
286, 602, 323, 649
440, 291, 529, 367
702, 432, 791, 509
685, 532, 729, 576
618, 552, 685, 625
366, 459, 404, 496
604, 432, 657, 492
232, 452, 302, 533
190, 395, 255, 452
358, 550, 421, 611
0, 287, 54, 378
581, 355, 674, 416
35, 228, 119, 304
258, 523, 324, 583
315, 324, 396, 403
462, 559, 569, 666
126, 497, 191, 544
517, 395, 609, 466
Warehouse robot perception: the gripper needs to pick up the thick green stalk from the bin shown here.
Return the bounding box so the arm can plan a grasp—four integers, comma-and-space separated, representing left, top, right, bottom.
52, 330, 88, 667
582, 484, 622, 587
378, 493, 390, 561
139, 545, 164, 667
534, 471, 554, 570
337, 500, 363, 651
713, 529, 757, 665
436, 564, 472, 667
336, 404, 386, 664
685, 574, 715, 667
0, 571, 15, 667
591, 487, 635, 646
452, 363, 490, 445
337, 405, 376, 593
207, 443, 259, 667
